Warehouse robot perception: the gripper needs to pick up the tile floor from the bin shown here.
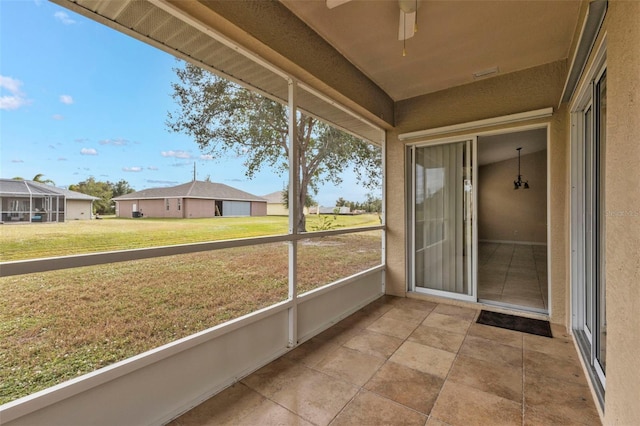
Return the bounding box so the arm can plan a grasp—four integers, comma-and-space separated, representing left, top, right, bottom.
168, 296, 600, 426
478, 243, 548, 311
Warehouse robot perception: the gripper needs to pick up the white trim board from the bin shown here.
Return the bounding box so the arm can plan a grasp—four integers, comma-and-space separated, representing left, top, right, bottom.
398, 108, 553, 141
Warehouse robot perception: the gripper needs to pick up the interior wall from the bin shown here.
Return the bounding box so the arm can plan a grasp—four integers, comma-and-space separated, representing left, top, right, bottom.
478, 150, 547, 243
386, 59, 569, 324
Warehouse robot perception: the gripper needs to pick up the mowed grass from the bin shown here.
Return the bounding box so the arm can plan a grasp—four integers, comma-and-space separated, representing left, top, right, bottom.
0, 214, 380, 261
0, 215, 382, 404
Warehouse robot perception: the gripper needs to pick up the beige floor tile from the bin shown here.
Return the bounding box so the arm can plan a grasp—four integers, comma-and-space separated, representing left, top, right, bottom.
422, 312, 472, 335
408, 324, 466, 353
431, 381, 522, 426
382, 306, 430, 325
283, 337, 341, 367
365, 361, 444, 414
367, 315, 419, 339
242, 357, 309, 397
448, 354, 522, 403
337, 309, 384, 330
253, 365, 358, 425
524, 349, 587, 385
459, 335, 522, 368
432, 304, 478, 321
314, 322, 362, 345
315, 346, 385, 386
500, 295, 545, 309
466, 323, 523, 348
524, 373, 600, 425
425, 417, 452, 426
331, 390, 427, 426
236, 400, 313, 426
343, 329, 404, 359
388, 296, 438, 313
523, 333, 579, 362
167, 383, 267, 426
389, 340, 456, 379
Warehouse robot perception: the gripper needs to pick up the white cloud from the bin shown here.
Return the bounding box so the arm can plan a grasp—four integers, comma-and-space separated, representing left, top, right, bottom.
99, 138, 128, 146
0, 75, 30, 110
74, 138, 89, 143
52, 114, 64, 120
54, 11, 76, 25
12, 159, 24, 163
161, 150, 192, 159
123, 167, 143, 172
58, 157, 67, 161
59, 95, 74, 104
81, 148, 97, 155
199, 154, 215, 161
147, 166, 159, 171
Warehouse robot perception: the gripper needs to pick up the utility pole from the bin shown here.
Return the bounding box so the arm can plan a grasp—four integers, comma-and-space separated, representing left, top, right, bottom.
193, 162, 196, 181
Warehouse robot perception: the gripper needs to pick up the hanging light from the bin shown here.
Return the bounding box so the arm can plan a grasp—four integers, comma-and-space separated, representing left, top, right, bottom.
513, 147, 530, 189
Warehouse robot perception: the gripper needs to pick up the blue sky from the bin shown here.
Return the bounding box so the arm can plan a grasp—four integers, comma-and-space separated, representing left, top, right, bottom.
0, 1, 375, 205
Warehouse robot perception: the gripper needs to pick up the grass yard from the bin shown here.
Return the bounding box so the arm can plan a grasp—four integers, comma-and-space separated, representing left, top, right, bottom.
0, 214, 380, 261
0, 216, 382, 404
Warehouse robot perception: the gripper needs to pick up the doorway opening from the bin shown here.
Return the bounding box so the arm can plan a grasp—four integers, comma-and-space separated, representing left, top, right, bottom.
477, 128, 548, 312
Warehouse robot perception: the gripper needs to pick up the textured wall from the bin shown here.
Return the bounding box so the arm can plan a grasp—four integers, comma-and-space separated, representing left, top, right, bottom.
603, 1, 640, 423
478, 150, 547, 243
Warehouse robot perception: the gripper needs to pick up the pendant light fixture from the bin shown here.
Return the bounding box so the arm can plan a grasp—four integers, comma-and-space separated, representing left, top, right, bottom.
513, 147, 530, 189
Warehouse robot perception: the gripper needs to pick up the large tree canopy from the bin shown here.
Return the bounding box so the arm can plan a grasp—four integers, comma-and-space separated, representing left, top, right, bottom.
69, 177, 135, 215
167, 62, 381, 232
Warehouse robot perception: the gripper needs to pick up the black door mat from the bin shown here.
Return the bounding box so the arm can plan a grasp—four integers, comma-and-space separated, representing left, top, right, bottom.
476, 310, 553, 338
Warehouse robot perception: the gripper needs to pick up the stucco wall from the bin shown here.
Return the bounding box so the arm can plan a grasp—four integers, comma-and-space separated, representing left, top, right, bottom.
478, 150, 547, 243
250, 201, 267, 216
386, 60, 569, 324
602, 1, 640, 423
184, 198, 214, 218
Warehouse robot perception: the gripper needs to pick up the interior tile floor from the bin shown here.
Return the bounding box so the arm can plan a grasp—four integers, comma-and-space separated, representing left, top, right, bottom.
478, 242, 548, 311
168, 296, 600, 426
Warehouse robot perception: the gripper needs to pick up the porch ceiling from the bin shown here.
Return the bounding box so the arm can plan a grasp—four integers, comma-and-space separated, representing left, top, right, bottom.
281, 0, 582, 101
54, 0, 582, 134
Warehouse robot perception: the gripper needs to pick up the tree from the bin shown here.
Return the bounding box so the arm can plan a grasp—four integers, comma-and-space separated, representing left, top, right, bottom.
69, 178, 135, 215
282, 184, 316, 210
12, 174, 55, 185
111, 179, 135, 198
167, 62, 381, 232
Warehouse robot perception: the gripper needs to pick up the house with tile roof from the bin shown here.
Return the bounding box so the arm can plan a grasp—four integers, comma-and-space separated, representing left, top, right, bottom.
113, 180, 267, 218
0, 178, 100, 223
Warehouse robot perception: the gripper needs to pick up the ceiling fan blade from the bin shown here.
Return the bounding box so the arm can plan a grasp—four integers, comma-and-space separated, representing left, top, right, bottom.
398, 10, 416, 40
326, 0, 352, 9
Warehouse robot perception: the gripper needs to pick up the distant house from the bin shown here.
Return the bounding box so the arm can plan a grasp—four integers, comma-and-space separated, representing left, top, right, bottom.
113, 180, 267, 218
262, 191, 310, 216
0, 179, 99, 223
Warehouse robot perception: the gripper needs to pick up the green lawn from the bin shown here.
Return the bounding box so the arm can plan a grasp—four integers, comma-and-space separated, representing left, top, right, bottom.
0, 214, 380, 261
0, 215, 382, 404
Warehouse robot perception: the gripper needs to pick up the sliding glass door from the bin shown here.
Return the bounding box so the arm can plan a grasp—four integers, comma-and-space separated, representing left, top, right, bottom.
411, 140, 475, 300
571, 59, 606, 400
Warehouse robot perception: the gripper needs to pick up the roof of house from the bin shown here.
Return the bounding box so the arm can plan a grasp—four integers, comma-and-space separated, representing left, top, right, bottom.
113, 180, 266, 203
262, 191, 285, 204
0, 179, 100, 201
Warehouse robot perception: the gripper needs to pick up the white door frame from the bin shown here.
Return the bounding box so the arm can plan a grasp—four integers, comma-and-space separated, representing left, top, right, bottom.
406, 121, 551, 313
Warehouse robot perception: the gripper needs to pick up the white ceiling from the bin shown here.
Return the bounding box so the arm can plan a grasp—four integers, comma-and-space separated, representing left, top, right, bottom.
280, 0, 581, 101
478, 128, 547, 166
